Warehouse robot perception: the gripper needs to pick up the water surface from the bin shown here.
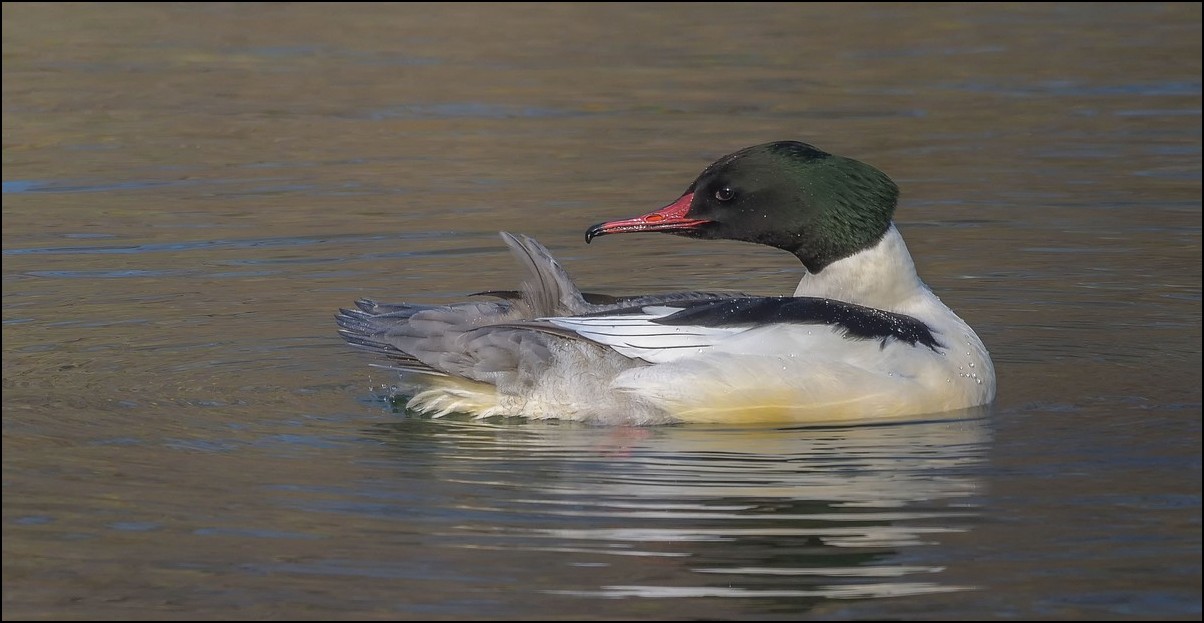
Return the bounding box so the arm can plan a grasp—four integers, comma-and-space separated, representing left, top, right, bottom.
3, 3, 1200, 619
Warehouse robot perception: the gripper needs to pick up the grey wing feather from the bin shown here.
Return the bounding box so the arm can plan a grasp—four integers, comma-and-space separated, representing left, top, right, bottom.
336, 232, 752, 386
335, 233, 597, 383
337, 300, 535, 382
498, 232, 591, 317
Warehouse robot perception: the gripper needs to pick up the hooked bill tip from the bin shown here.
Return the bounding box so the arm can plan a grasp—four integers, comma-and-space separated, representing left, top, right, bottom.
584, 222, 608, 244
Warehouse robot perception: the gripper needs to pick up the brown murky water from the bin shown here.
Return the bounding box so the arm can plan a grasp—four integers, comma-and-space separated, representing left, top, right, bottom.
3, 3, 1200, 619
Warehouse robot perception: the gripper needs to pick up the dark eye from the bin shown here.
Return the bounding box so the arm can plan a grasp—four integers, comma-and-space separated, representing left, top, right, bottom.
714, 187, 735, 201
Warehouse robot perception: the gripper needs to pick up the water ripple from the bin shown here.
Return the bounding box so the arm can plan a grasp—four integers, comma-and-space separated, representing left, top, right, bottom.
287, 415, 997, 603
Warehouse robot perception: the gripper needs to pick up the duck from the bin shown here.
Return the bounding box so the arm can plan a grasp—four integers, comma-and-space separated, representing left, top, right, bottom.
336, 141, 995, 425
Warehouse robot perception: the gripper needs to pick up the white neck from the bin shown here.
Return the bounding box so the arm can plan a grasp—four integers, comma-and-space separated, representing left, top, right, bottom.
792, 224, 929, 312
794, 223, 996, 407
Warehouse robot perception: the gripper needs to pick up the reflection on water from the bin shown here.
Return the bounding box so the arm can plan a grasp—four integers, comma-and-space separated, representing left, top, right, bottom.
328, 412, 991, 607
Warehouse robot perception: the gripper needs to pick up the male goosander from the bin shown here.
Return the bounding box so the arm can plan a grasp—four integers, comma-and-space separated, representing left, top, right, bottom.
337, 141, 995, 425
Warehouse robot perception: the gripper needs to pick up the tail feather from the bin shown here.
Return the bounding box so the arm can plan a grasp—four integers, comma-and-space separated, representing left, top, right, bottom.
336, 307, 445, 374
